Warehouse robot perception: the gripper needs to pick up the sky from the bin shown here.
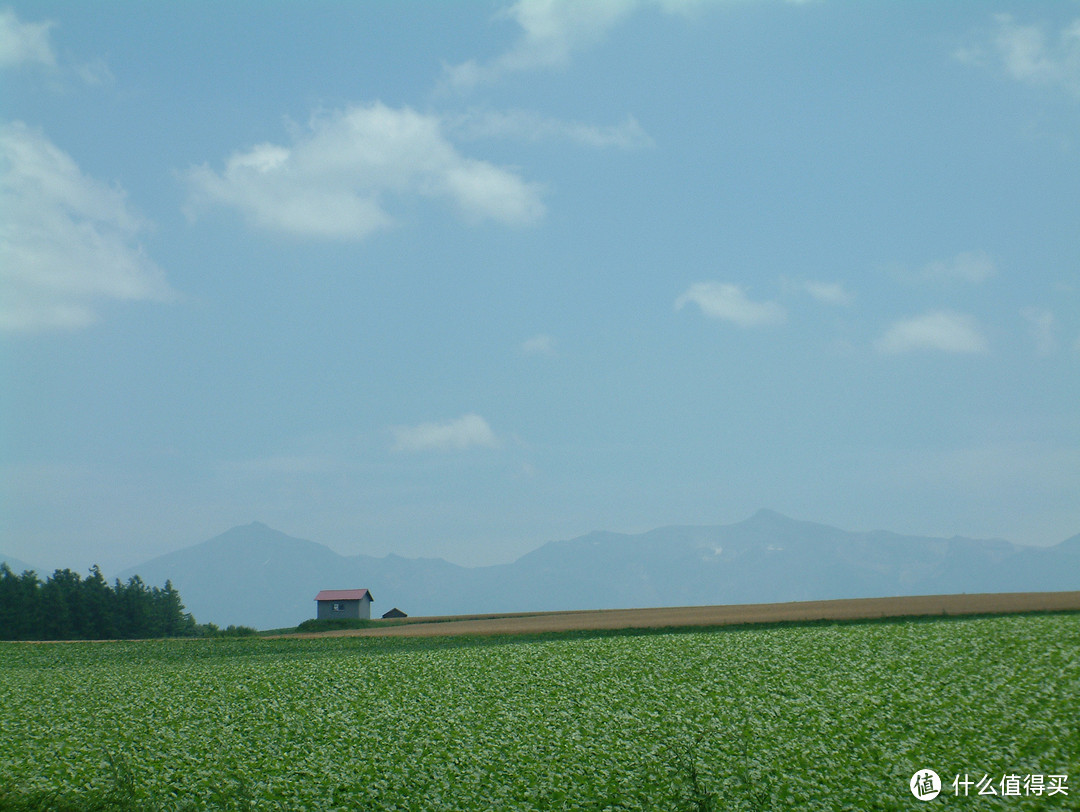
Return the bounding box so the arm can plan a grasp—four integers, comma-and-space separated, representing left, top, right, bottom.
2, 1, 1079, 576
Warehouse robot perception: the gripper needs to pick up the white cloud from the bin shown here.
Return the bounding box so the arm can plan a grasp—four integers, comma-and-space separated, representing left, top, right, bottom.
0, 8, 109, 86
921, 250, 996, 284
448, 109, 653, 150
443, 0, 638, 90
957, 14, 1080, 98
0, 8, 56, 69
875, 311, 988, 355
74, 57, 113, 86
0, 122, 174, 332
442, 0, 808, 90
183, 103, 545, 239
522, 333, 556, 356
785, 279, 854, 306
1021, 307, 1057, 355
392, 414, 500, 453
675, 282, 786, 327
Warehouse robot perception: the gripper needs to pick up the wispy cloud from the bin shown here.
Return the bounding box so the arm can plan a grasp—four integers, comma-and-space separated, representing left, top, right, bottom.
521, 333, 556, 356
448, 109, 653, 150
784, 278, 855, 306
956, 14, 1080, 98
442, 0, 808, 91
803, 281, 854, 306
676, 282, 786, 328
0, 122, 174, 332
888, 251, 997, 286
391, 414, 500, 453
1021, 307, 1057, 355
875, 311, 988, 355
921, 250, 997, 284
442, 0, 638, 91
0, 7, 112, 86
0, 7, 55, 69
182, 103, 545, 240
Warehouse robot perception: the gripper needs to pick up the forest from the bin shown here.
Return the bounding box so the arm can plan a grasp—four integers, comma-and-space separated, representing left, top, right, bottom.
0, 563, 244, 640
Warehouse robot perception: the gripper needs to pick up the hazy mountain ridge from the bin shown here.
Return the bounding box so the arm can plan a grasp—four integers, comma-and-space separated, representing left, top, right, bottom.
113, 510, 1080, 629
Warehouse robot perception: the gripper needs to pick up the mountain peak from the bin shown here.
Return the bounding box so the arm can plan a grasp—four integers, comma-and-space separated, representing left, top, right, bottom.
746, 508, 795, 524
214, 521, 301, 544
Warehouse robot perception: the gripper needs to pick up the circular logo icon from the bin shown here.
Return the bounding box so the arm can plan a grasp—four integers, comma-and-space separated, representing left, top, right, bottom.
910, 769, 942, 801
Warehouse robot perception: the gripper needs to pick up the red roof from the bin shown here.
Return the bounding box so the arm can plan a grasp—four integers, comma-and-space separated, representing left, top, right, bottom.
314, 589, 372, 602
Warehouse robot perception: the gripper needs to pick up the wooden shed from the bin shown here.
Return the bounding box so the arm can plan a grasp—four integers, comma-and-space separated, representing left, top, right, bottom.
314, 588, 373, 620
381, 607, 407, 619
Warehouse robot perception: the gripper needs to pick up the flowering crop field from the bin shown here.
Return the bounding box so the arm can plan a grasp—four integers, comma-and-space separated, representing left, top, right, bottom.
1, 614, 1077, 811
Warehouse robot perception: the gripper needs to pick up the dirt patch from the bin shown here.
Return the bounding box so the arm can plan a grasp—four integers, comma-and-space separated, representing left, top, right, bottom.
297, 591, 1080, 639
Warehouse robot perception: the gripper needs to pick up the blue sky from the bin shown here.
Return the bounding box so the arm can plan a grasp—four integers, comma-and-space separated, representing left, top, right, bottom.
2, 1, 1079, 574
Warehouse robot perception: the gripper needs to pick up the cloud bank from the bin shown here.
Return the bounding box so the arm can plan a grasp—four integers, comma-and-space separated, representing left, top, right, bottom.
0, 122, 173, 331
183, 103, 546, 240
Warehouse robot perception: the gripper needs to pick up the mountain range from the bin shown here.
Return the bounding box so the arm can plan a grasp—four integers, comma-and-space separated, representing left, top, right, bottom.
102, 510, 1080, 630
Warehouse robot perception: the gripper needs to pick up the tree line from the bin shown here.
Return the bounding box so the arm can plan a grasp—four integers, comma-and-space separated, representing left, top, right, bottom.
0, 564, 252, 640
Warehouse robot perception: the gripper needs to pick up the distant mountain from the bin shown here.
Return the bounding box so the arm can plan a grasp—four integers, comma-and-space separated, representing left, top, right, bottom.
118, 512, 1080, 630
118, 522, 474, 629
0, 553, 36, 575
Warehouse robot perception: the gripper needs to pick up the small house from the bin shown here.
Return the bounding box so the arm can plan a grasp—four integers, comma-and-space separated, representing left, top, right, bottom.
314, 589, 373, 620
382, 607, 407, 619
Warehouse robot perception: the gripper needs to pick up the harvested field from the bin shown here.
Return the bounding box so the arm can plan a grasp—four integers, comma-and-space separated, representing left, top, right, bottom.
303, 590, 1080, 638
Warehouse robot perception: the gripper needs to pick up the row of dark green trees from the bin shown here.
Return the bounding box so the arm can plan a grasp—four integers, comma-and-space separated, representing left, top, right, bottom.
0, 563, 249, 640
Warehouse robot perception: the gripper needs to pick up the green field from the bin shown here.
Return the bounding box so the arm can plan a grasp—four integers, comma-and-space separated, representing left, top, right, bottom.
2, 614, 1077, 811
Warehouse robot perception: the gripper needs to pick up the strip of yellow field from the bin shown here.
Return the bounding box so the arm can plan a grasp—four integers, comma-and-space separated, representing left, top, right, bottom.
305, 591, 1080, 639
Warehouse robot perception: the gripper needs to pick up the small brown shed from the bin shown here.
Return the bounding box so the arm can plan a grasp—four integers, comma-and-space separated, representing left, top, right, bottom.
381, 607, 407, 619
314, 588, 373, 620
